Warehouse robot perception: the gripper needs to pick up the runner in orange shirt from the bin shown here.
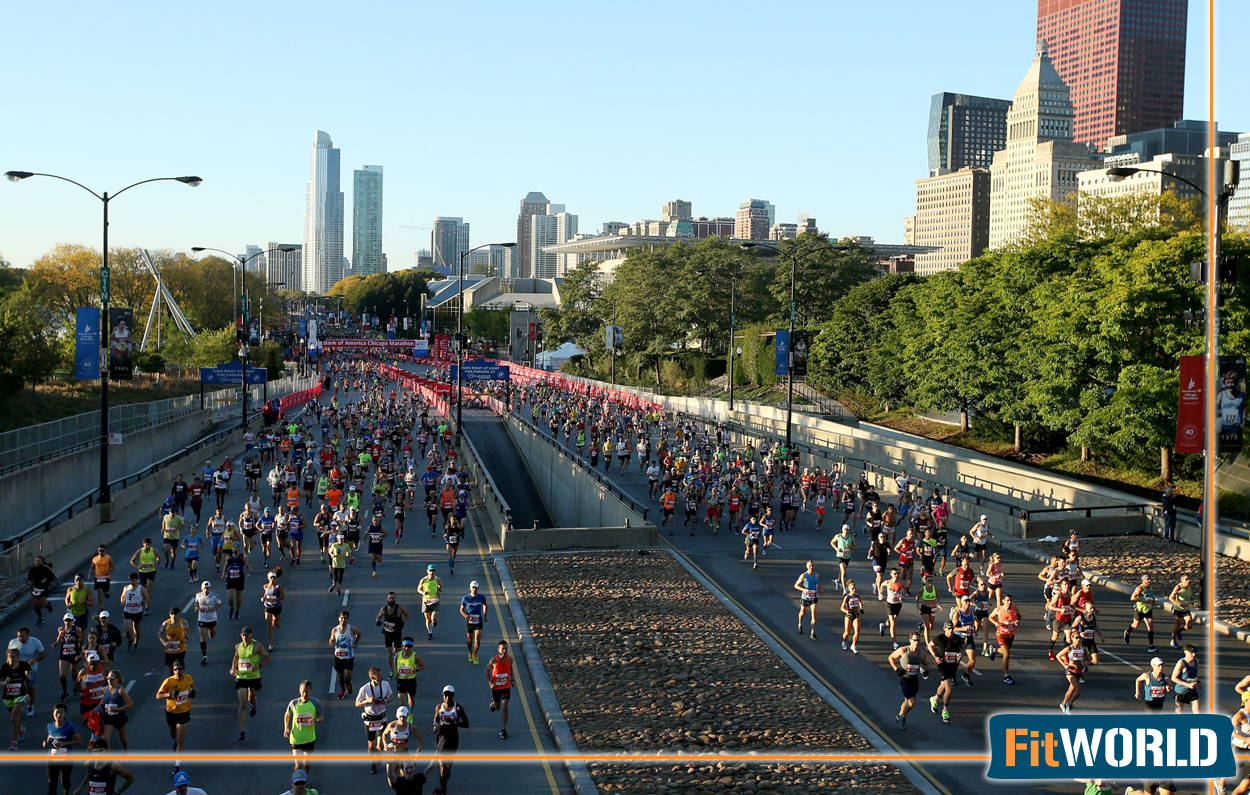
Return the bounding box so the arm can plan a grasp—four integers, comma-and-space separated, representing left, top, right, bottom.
988, 593, 1021, 685
485, 640, 513, 740
90, 546, 115, 607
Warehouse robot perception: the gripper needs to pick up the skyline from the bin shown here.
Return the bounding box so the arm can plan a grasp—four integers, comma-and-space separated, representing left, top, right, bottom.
0, 0, 1242, 274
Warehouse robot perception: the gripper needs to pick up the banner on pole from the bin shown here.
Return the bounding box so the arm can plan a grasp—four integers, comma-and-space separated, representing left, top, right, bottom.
1219, 355, 1247, 454
107, 308, 134, 381
774, 329, 789, 377
75, 307, 100, 380
1176, 355, 1205, 454
792, 330, 810, 378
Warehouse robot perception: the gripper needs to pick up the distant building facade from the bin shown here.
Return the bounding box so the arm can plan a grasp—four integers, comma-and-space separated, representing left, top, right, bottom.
914, 168, 991, 275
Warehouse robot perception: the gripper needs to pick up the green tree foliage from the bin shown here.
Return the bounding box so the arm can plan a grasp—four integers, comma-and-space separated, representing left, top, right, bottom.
760, 233, 875, 327
327, 269, 434, 321
0, 283, 63, 394
808, 272, 919, 395
538, 260, 607, 369
464, 307, 510, 348
603, 248, 684, 384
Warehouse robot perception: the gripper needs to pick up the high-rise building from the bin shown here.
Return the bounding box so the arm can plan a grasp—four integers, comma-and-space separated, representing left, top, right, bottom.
463, 244, 512, 277
927, 92, 1011, 174
413, 249, 435, 271
903, 216, 916, 246
914, 168, 991, 275
797, 215, 818, 236
516, 191, 549, 278
735, 199, 774, 240
302, 130, 345, 294
431, 217, 469, 273
769, 223, 798, 241
352, 165, 384, 277
530, 214, 559, 278
689, 217, 736, 239
265, 243, 302, 289
602, 221, 629, 235
1037, 0, 1188, 150
1231, 133, 1250, 231
1104, 120, 1241, 166
554, 211, 579, 276
1079, 150, 1224, 204
661, 200, 692, 222
244, 245, 264, 274
646, 220, 669, 237
988, 42, 1100, 249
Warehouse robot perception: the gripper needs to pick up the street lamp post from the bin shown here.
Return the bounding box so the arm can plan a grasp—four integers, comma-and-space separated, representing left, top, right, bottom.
192, 245, 296, 427
741, 242, 799, 452
457, 242, 516, 439
5, 170, 201, 506
1107, 162, 1240, 624
728, 273, 738, 413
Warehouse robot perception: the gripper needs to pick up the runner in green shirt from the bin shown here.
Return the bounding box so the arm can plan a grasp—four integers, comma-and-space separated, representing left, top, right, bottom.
283, 679, 324, 773
328, 536, 351, 596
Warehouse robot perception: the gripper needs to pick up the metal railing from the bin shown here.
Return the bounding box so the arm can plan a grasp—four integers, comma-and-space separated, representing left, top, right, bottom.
456, 422, 514, 534
1019, 504, 1153, 521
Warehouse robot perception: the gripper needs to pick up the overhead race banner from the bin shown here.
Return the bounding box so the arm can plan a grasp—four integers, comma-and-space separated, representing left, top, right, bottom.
107, 307, 134, 381
322, 340, 419, 350
1176, 355, 1205, 454
75, 307, 100, 380
774, 329, 789, 377
1219, 355, 1246, 454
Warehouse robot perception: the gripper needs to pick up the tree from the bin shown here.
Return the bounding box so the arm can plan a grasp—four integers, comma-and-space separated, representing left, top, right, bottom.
26, 244, 100, 327
0, 284, 63, 394
808, 272, 919, 396
603, 248, 683, 384
761, 234, 875, 328
539, 260, 607, 369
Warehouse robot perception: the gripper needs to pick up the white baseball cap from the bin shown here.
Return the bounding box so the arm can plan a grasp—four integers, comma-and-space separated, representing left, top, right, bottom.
397, 706, 410, 717
1150, 657, 1164, 666
98, 610, 110, 619
442, 685, 455, 694
980, 515, 987, 520
1081, 579, 1092, 586
469, 581, 480, 589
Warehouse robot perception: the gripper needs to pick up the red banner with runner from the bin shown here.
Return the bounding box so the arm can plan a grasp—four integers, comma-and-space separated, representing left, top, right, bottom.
1176, 355, 1205, 454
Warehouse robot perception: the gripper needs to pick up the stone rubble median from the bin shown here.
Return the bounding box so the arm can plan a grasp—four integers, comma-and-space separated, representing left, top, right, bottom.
508, 550, 921, 795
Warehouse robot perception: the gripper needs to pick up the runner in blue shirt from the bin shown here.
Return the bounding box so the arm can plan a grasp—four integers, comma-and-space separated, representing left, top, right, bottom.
459, 583, 489, 664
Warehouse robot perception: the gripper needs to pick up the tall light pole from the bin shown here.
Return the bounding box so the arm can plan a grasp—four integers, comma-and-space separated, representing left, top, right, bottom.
192, 245, 296, 427
741, 242, 798, 451
457, 242, 516, 439
1107, 162, 1240, 624
5, 170, 201, 506
728, 272, 739, 413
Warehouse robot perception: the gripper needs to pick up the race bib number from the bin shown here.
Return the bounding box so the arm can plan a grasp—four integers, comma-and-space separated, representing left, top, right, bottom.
494, 673, 510, 687
62, 644, 76, 656
4, 682, 21, 697
334, 647, 351, 659
30, 588, 43, 597
802, 590, 817, 600
175, 691, 190, 705
365, 718, 385, 731
943, 652, 960, 663
237, 660, 252, 672
397, 665, 413, 677
382, 621, 396, 633
296, 714, 314, 727
166, 641, 181, 653
467, 614, 481, 625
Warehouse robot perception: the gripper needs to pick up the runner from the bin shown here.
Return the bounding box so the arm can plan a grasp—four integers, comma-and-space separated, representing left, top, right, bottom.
878, 569, 907, 650
193, 581, 222, 665
381, 704, 424, 780
1171, 644, 1200, 713
394, 638, 425, 710
839, 580, 863, 654
894, 529, 917, 595
419, 565, 443, 640
158, 607, 189, 675
431, 685, 469, 795
54, 615, 84, 702
330, 611, 362, 700
376, 593, 411, 679
1133, 657, 1170, 712
207, 508, 228, 571
26, 557, 57, 626
660, 486, 677, 535
927, 621, 962, 724
355, 666, 395, 775
987, 593, 1020, 684
180, 525, 203, 583
223, 546, 250, 621
8, 626, 45, 719
328, 533, 351, 596
64, 575, 93, 634
794, 561, 821, 640
1124, 573, 1159, 653
161, 509, 186, 572
831, 525, 855, 592
74, 744, 135, 794
287, 506, 306, 566
968, 515, 989, 571
949, 594, 978, 686
283, 680, 324, 774
367, 515, 386, 578
485, 640, 513, 740
96, 669, 133, 752
741, 515, 762, 570
1046, 578, 1076, 661
155, 660, 194, 754
1055, 627, 1086, 713
229, 626, 271, 742
118, 575, 146, 651
90, 546, 115, 609
459, 582, 488, 664
916, 574, 941, 644
44, 703, 82, 795
1073, 603, 1103, 671
1, 646, 30, 751
261, 571, 286, 651
887, 631, 930, 730
1167, 574, 1197, 650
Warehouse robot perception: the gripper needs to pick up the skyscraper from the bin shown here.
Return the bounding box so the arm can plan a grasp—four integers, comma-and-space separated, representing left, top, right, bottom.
244, 245, 265, 274
988, 42, 1099, 249
662, 200, 692, 222
927, 93, 1011, 174
264, 243, 302, 289
352, 165, 384, 277
516, 192, 549, 278
554, 211, 579, 276
1037, 0, 1188, 150
431, 217, 470, 273
1230, 133, 1250, 231
302, 130, 345, 294
914, 168, 991, 275
735, 200, 774, 241
530, 214, 559, 279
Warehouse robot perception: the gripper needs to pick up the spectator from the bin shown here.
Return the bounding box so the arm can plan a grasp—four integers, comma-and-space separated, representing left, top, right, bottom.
1161, 482, 1178, 542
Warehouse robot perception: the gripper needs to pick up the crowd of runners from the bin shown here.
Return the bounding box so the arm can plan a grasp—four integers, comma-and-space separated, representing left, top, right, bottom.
8, 355, 516, 795
480, 374, 1244, 795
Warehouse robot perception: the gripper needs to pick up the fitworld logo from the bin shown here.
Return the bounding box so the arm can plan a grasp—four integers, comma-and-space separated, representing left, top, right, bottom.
987, 714, 1235, 780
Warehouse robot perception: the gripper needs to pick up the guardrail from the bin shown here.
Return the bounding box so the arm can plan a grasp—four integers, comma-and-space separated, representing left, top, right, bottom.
509, 411, 652, 524
1020, 504, 1153, 521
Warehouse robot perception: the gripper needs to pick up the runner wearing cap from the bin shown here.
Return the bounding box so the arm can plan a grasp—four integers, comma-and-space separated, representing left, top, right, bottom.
194, 581, 222, 665
431, 685, 469, 795
278, 768, 319, 795
64, 574, 93, 632
419, 566, 442, 640
355, 666, 395, 774
485, 640, 513, 739
1056, 627, 1087, 714
164, 769, 209, 795
75, 652, 107, 745
283, 680, 324, 774
459, 583, 488, 664
1172, 643, 1201, 713
1125, 573, 1159, 653
1134, 657, 1170, 712
949, 593, 978, 686
262, 570, 286, 651
381, 704, 423, 778
229, 625, 271, 743
927, 621, 962, 725
887, 631, 930, 731
394, 638, 425, 710
54, 614, 84, 702
1167, 574, 1198, 650
327, 534, 351, 596
93, 612, 123, 665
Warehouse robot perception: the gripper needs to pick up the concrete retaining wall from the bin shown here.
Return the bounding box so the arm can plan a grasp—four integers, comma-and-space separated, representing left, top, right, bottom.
500, 525, 658, 552
0, 411, 215, 537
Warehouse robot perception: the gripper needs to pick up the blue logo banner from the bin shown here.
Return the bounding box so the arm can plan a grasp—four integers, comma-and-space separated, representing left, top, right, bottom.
774, 329, 789, 377
75, 307, 100, 380
452, 359, 510, 382
987, 713, 1234, 781
200, 361, 268, 385
413, 339, 429, 358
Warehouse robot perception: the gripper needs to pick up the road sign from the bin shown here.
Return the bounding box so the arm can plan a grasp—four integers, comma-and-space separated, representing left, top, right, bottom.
100, 267, 110, 303
107, 432, 123, 447
200, 361, 268, 385
452, 359, 511, 381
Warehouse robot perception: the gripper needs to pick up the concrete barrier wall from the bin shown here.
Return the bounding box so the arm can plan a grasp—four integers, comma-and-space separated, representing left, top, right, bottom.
0, 411, 215, 536
500, 525, 658, 552
456, 431, 512, 545
503, 415, 651, 531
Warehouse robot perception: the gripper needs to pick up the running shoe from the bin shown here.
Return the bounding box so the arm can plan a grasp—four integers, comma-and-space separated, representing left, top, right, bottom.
1147, 645, 1158, 653
929, 696, 938, 714
878, 622, 885, 636
1059, 702, 1069, 714
490, 701, 498, 712
1123, 629, 1131, 645
893, 642, 901, 651
389, 671, 394, 679
797, 625, 803, 634
16, 730, 24, 742
989, 647, 997, 662
372, 571, 377, 578
249, 704, 257, 717
25, 706, 34, 718
1047, 651, 1056, 661
895, 714, 905, 730
941, 710, 950, 724
238, 731, 247, 741
1170, 639, 1180, 649
500, 729, 508, 740
1079, 676, 1085, 684
428, 632, 434, 640
8, 742, 16, 751
328, 584, 336, 593
201, 656, 208, 665
1003, 675, 1015, 685
962, 672, 972, 687
809, 633, 817, 641
841, 641, 848, 650
752, 563, 758, 569
268, 645, 274, 652
850, 645, 858, 654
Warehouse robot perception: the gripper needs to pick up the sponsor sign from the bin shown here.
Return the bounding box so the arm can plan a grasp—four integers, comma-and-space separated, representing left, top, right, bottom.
107, 308, 134, 381
1176, 355, 1205, 454
75, 307, 100, 380
774, 329, 789, 377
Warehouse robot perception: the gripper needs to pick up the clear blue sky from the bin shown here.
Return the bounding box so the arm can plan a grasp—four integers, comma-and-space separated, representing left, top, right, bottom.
0, 0, 1242, 270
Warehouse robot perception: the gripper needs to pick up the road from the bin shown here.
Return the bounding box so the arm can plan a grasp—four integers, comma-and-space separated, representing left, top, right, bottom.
0, 380, 570, 795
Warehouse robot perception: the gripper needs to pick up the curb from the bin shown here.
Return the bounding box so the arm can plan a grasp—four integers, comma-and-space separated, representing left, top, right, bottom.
1000, 539, 1246, 644
494, 555, 600, 795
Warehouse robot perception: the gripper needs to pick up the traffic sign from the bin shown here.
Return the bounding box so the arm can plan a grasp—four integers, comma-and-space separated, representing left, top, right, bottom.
452, 359, 511, 381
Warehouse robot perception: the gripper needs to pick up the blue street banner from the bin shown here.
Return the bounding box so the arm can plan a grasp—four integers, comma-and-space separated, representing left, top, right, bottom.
75, 308, 100, 380
987, 713, 1234, 781
421, 320, 430, 337
200, 361, 268, 385
451, 359, 511, 381
774, 329, 790, 376
413, 339, 430, 358
299, 317, 307, 339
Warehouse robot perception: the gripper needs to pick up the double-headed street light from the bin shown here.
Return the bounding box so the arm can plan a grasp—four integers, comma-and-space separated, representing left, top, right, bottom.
5, 170, 202, 506
457, 242, 516, 439
740, 242, 801, 452
1108, 161, 1241, 627
191, 245, 297, 426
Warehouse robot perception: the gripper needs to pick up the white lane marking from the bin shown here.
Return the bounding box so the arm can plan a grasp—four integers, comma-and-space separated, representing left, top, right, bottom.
1103, 650, 1142, 671
972, 667, 983, 676
341, 590, 350, 607
328, 668, 337, 694
125, 679, 136, 693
